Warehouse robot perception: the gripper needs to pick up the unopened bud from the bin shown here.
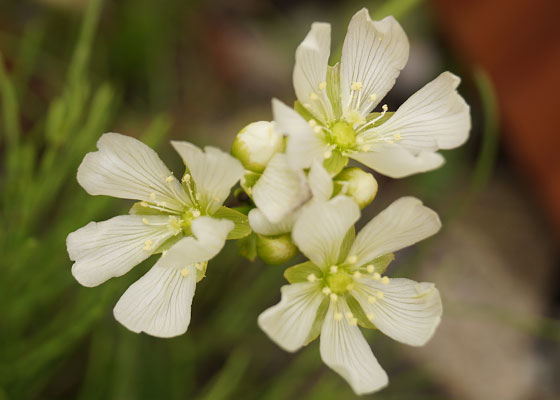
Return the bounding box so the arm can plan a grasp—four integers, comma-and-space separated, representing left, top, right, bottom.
334, 167, 378, 209
256, 233, 298, 265
231, 121, 283, 173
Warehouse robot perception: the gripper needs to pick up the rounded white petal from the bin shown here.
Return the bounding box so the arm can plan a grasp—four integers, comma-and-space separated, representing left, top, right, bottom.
292, 196, 359, 269
67, 215, 174, 287
258, 282, 324, 352
340, 9, 409, 117
308, 159, 333, 202
77, 133, 189, 211
351, 146, 445, 178
231, 121, 283, 172
171, 141, 244, 214
252, 153, 311, 223
320, 300, 388, 395
372, 72, 471, 151
156, 216, 233, 269
350, 197, 441, 265
272, 99, 328, 170
248, 208, 297, 236
113, 264, 196, 338
352, 278, 442, 346
293, 22, 333, 122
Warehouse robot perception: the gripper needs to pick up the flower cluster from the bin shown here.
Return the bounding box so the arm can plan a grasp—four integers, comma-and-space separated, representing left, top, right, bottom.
67, 8, 470, 395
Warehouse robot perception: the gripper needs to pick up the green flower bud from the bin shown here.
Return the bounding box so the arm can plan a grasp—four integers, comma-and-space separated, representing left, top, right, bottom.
256, 233, 298, 265
231, 121, 283, 173
334, 167, 378, 209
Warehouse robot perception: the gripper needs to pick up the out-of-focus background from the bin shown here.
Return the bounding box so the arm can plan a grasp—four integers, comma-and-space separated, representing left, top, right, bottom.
1, 0, 559, 399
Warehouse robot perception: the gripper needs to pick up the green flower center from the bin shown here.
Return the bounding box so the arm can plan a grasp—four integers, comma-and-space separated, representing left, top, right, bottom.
330, 121, 356, 148
326, 268, 353, 294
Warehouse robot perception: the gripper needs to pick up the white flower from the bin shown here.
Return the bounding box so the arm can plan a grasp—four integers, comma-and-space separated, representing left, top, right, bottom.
231, 121, 284, 173
258, 196, 443, 395
67, 132, 245, 337
274, 8, 470, 178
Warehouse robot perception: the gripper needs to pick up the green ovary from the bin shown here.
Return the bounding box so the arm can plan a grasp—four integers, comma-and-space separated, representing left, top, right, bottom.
330, 121, 356, 148
326, 269, 353, 294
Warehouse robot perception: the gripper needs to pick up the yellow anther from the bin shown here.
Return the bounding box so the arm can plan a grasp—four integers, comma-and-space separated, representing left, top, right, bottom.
143, 239, 153, 251
180, 267, 190, 277
308, 119, 317, 127
381, 276, 390, 285
334, 312, 343, 321
372, 272, 381, 280
307, 274, 317, 282
142, 218, 149, 225
192, 210, 201, 218
351, 81, 363, 91
367, 312, 375, 321
368, 295, 377, 304
378, 36, 383, 41
309, 92, 319, 100
324, 149, 332, 159
166, 175, 174, 183
369, 93, 377, 102
149, 193, 156, 201
195, 263, 204, 271
393, 133, 402, 141
345, 312, 354, 319
313, 126, 322, 134
382, 104, 388, 112
366, 264, 374, 273
318, 81, 327, 90
376, 291, 384, 299
330, 293, 338, 302
353, 271, 362, 279
349, 317, 358, 326
347, 255, 358, 264
182, 173, 191, 183
322, 287, 332, 295
346, 283, 355, 291
329, 265, 338, 274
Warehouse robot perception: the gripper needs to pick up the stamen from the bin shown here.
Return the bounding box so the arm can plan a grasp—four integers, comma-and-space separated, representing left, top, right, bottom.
330, 293, 338, 302
368, 295, 377, 304
313, 126, 322, 134
308, 119, 317, 127
349, 317, 358, 326
322, 287, 331, 295
309, 92, 319, 101
143, 239, 153, 251
345, 312, 354, 319
329, 265, 338, 274
369, 93, 377, 102
346, 255, 357, 264
142, 218, 149, 225
166, 175, 174, 183
366, 264, 374, 273
367, 312, 375, 321
376, 291, 384, 299
307, 274, 317, 282
393, 133, 402, 141
192, 209, 201, 218
351, 81, 363, 91
334, 312, 343, 321
162, 250, 168, 257
372, 272, 381, 280
381, 276, 390, 285
324, 149, 332, 159
318, 81, 327, 90
182, 173, 191, 183
353, 271, 362, 279
180, 267, 189, 277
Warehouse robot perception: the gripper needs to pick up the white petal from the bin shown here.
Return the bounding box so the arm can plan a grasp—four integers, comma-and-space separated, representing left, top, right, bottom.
258, 282, 324, 352
156, 216, 233, 269
320, 300, 388, 395
252, 153, 311, 223
248, 208, 297, 236
350, 197, 440, 265
293, 22, 333, 122
352, 278, 442, 346
113, 264, 196, 338
371, 72, 470, 151
272, 99, 328, 170
340, 9, 409, 117
171, 141, 244, 214
77, 133, 188, 211
292, 196, 359, 269
308, 159, 333, 202
351, 146, 445, 178
67, 215, 174, 287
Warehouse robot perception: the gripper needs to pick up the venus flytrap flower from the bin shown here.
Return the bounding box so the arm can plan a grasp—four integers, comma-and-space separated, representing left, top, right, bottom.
274, 8, 471, 177
231, 121, 284, 173
258, 196, 443, 395
67, 132, 247, 337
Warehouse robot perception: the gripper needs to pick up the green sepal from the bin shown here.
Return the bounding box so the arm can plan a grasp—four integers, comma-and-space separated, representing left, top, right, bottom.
366, 111, 394, 127
237, 232, 257, 261
256, 234, 298, 265
323, 150, 348, 176
367, 253, 395, 275
337, 227, 355, 264
294, 100, 316, 122
212, 206, 251, 240
345, 294, 376, 330
152, 234, 183, 254
284, 261, 323, 284
129, 202, 163, 215
240, 171, 261, 198
303, 296, 329, 345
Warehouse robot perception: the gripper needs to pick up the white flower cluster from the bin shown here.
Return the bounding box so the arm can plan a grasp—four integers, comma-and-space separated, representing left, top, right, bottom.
67, 8, 470, 395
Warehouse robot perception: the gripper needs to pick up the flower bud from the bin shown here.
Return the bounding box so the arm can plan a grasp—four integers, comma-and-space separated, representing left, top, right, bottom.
231, 121, 283, 173
256, 233, 298, 265
334, 167, 378, 209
